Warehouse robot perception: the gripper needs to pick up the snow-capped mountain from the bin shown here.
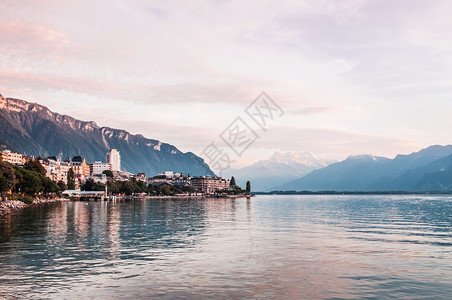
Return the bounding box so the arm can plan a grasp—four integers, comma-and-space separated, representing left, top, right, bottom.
223, 152, 335, 192
278, 145, 452, 192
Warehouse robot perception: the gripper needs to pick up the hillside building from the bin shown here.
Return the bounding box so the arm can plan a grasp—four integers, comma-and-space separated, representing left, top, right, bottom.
1, 150, 25, 165
190, 176, 229, 193
90, 161, 112, 175
43, 156, 71, 184
106, 149, 121, 172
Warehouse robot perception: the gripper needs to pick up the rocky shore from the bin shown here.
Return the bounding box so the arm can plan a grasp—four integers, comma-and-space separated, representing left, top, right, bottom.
0, 198, 69, 216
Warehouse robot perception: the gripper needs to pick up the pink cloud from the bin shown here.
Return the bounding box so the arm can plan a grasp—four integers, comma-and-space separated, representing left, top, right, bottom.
288, 106, 340, 116
0, 21, 69, 50
252, 126, 421, 159
0, 70, 119, 97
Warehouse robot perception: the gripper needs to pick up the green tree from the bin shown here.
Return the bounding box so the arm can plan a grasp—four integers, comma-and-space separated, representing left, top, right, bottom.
246, 181, 251, 193
41, 176, 59, 195
119, 181, 134, 195
93, 182, 105, 191
81, 178, 105, 191
107, 181, 119, 194
147, 184, 158, 195
57, 180, 67, 192
159, 185, 171, 195
14, 167, 42, 196
0, 161, 16, 195
24, 160, 46, 175
182, 185, 196, 194
135, 180, 147, 193
102, 170, 114, 178
67, 168, 76, 190
230, 176, 236, 187
81, 178, 95, 191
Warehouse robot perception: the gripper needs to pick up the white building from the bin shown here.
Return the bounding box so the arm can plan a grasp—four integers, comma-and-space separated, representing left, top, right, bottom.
43, 157, 71, 184
90, 161, 112, 175
106, 149, 121, 172
1, 150, 24, 165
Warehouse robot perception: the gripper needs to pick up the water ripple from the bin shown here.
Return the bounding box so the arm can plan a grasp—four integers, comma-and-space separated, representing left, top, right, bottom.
0, 195, 451, 299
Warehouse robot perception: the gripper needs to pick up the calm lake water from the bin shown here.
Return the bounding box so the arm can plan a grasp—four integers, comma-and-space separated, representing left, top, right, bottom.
0, 195, 451, 299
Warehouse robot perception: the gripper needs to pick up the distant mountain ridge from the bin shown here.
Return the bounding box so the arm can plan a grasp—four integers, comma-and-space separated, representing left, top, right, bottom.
279, 145, 452, 192
223, 152, 335, 191
0, 93, 214, 176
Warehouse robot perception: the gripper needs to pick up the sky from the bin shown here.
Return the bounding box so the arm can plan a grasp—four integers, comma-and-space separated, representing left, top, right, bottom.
1, 0, 452, 169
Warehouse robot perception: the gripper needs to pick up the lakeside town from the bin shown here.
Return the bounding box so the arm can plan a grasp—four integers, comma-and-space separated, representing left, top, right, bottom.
0, 148, 251, 205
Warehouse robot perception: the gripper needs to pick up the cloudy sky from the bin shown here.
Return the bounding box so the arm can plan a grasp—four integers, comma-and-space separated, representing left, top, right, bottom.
1, 0, 452, 168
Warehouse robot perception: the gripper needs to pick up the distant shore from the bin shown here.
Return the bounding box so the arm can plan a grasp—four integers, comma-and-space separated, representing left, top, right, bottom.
255, 191, 452, 195
101, 194, 250, 201
0, 194, 252, 216
0, 198, 69, 217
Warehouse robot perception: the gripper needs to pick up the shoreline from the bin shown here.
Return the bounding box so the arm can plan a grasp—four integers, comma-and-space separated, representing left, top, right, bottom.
98, 194, 250, 201
0, 195, 250, 216
0, 198, 70, 217
255, 191, 452, 195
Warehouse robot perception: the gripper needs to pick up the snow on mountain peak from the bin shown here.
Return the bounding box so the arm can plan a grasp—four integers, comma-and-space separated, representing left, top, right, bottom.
257, 151, 334, 168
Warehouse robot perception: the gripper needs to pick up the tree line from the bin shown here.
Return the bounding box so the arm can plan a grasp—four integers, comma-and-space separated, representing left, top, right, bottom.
0, 160, 66, 203
81, 177, 197, 196
1, 160, 253, 202
81, 176, 252, 196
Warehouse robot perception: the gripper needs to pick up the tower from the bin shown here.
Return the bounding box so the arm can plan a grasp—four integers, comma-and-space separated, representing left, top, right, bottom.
106, 149, 121, 172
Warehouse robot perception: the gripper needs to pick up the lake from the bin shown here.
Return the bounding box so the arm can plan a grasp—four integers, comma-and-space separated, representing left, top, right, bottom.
1, 195, 451, 299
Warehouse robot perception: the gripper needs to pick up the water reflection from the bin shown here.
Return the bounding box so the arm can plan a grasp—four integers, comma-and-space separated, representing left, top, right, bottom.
0, 195, 451, 299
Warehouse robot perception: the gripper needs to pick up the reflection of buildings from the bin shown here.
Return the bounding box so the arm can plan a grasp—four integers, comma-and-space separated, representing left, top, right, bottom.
46, 202, 67, 244
73, 202, 90, 239
106, 202, 121, 260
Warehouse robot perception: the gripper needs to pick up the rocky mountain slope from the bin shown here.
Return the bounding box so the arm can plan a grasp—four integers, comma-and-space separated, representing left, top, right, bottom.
0, 93, 214, 176
278, 145, 452, 192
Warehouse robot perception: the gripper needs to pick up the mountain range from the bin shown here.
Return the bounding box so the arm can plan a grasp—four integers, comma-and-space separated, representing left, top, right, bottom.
223, 152, 334, 191
278, 145, 452, 192
0, 93, 214, 176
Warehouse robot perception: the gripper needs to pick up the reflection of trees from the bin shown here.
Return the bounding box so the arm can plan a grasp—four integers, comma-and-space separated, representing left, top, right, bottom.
0, 214, 12, 244
0, 203, 58, 246
114, 198, 208, 255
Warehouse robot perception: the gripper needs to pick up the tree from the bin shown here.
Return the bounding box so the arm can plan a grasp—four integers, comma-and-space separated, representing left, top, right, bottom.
24, 160, 46, 175
57, 180, 67, 192
14, 167, 42, 196
93, 182, 105, 191
246, 181, 251, 193
230, 176, 236, 187
41, 176, 59, 195
107, 181, 119, 194
81, 178, 95, 191
160, 185, 171, 196
102, 170, 114, 178
119, 181, 134, 195
0, 161, 16, 195
67, 168, 76, 190
182, 185, 196, 194
81, 178, 105, 191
